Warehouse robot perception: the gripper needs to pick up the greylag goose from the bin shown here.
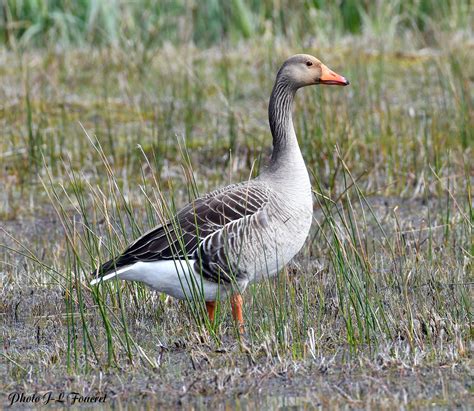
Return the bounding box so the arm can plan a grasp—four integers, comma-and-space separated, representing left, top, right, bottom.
91, 54, 349, 330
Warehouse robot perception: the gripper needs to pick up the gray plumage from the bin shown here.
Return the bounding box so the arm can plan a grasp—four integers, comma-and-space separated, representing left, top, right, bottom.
91, 54, 349, 301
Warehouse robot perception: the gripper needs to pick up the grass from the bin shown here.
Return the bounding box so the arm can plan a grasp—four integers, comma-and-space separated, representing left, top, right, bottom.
0, 2, 473, 408
2, 0, 471, 48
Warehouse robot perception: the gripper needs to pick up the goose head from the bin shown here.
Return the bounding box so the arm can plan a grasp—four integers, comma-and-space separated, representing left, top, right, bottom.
277, 54, 349, 89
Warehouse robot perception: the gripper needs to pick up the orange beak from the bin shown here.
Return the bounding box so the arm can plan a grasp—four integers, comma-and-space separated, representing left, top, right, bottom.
319, 64, 349, 86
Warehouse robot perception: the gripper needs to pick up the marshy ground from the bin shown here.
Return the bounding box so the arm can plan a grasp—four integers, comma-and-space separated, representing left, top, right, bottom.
0, 6, 473, 409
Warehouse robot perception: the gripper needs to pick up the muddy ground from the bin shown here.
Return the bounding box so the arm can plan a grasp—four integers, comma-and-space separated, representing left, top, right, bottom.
1, 196, 472, 409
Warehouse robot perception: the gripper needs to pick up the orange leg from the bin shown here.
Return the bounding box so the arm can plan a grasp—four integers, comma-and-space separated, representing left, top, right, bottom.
230, 294, 244, 333
205, 301, 216, 322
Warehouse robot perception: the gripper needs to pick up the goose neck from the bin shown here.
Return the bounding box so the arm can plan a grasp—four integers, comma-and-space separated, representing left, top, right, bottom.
268, 79, 299, 165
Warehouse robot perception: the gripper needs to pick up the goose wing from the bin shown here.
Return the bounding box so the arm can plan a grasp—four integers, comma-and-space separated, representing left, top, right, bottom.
93, 181, 272, 281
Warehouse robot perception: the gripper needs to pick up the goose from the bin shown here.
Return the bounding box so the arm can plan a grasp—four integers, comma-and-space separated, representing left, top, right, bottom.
91, 54, 349, 330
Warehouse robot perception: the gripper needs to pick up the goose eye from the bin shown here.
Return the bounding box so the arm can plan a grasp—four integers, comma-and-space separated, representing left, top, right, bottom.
306, 61, 313, 67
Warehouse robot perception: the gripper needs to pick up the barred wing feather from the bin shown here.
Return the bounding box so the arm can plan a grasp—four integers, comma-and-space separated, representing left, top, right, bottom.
94, 182, 272, 283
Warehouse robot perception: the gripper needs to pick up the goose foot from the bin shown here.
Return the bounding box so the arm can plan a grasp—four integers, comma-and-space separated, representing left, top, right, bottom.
206, 296, 244, 336
205, 301, 216, 323
230, 293, 245, 335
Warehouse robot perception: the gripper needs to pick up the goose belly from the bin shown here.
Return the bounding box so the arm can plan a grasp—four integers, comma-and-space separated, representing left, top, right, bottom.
112, 260, 234, 301
233, 204, 313, 282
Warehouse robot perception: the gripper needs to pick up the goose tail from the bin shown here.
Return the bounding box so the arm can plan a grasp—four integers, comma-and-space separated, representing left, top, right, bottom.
90, 262, 133, 285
